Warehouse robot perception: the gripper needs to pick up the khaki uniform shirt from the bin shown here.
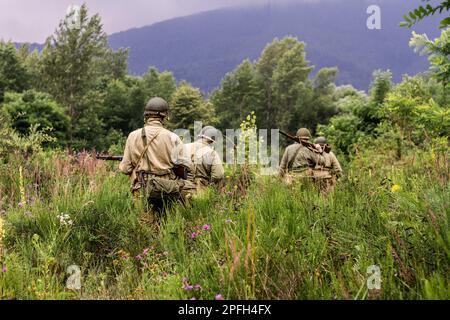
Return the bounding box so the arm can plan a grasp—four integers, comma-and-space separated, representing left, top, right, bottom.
279, 143, 321, 177
314, 151, 343, 179
119, 120, 190, 176
184, 140, 224, 186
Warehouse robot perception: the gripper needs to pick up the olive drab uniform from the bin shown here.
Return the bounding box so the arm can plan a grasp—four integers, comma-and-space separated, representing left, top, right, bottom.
119, 119, 191, 212
313, 150, 342, 194
279, 143, 323, 185
184, 140, 225, 195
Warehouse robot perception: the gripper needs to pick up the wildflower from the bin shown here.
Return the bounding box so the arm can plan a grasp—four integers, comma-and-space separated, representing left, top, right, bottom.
202, 224, 211, 231
184, 285, 194, 291
191, 232, 200, 239
391, 184, 402, 193
193, 284, 202, 290
57, 213, 73, 226
1, 265, 7, 273
18, 202, 24, 208
142, 247, 151, 256
136, 254, 142, 260
215, 294, 224, 300
190, 297, 197, 300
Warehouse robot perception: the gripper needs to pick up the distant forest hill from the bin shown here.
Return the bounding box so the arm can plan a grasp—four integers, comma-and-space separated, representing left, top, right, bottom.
21, 0, 441, 93
107, 0, 440, 93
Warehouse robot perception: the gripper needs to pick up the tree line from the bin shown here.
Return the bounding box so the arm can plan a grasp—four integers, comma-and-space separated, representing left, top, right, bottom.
0, 4, 448, 157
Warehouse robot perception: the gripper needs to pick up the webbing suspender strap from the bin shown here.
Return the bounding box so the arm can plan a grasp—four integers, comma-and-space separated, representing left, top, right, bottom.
138, 126, 162, 173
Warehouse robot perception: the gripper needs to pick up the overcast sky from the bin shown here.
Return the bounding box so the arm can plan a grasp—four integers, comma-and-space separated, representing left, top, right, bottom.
0, 0, 300, 43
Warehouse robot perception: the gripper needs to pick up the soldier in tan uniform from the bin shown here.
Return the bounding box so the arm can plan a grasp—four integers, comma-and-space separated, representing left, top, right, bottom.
313, 136, 343, 194
279, 128, 323, 185
119, 97, 191, 213
184, 126, 225, 196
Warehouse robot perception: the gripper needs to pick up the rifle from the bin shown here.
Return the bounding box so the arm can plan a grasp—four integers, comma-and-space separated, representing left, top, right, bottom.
96, 154, 123, 161
96, 154, 189, 180
279, 130, 323, 154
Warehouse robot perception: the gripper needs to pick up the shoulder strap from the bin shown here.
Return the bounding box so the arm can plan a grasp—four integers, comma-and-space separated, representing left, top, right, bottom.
135, 127, 162, 172
290, 143, 303, 168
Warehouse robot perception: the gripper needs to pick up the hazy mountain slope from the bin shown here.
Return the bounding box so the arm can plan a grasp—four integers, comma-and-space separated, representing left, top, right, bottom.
108, 0, 441, 92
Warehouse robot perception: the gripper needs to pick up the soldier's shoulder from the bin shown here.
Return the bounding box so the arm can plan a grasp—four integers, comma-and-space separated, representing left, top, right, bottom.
127, 128, 142, 138
285, 144, 300, 152
159, 128, 182, 143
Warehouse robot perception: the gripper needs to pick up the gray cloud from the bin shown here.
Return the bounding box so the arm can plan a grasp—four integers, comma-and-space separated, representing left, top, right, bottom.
0, 0, 299, 43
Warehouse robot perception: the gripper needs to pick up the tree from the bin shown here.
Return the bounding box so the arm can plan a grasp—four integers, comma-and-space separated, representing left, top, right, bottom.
2, 90, 70, 144
255, 37, 313, 130
39, 4, 124, 143
400, 0, 450, 29
142, 67, 177, 102
212, 59, 260, 130
0, 42, 29, 102
351, 70, 392, 135
410, 28, 450, 88
169, 82, 216, 131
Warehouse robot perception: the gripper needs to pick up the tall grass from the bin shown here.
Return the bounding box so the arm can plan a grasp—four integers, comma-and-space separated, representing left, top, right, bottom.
0, 146, 448, 300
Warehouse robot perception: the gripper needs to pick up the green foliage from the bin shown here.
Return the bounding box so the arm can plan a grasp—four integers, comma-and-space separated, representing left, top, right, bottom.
2, 90, 69, 144
211, 60, 259, 129
0, 109, 56, 158
169, 82, 216, 131
39, 4, 127, 145
0, 143, 448, 299
410, 28, 450, 87
213, 37, 339, 133
381, 75, 450, 143
0, 42, 29, 102
400, 0, 450, 29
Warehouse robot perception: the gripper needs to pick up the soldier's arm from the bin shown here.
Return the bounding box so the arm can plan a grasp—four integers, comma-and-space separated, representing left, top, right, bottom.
210, 151, 225, 183
330, 152, 343, 177
119, 135, 134, 175
279, 149, 290, 177
172, 136, 192, 171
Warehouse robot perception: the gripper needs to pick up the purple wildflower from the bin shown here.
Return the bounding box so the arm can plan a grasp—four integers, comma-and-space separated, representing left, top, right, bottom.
184, 285, 194, 291
136, 254, 142, 260
202, 224, 211, 231
1, 265, 7, 273
191, 232, 200, 239
142, 248, 150, 256
193, 284, 202, 290
215, 294, 224, 300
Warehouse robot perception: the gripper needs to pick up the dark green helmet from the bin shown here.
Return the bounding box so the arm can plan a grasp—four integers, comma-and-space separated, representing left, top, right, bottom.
144, 97, 169, 117
296, 128, 312, 141
198, 126, 220, 143
315, 136, 327, 145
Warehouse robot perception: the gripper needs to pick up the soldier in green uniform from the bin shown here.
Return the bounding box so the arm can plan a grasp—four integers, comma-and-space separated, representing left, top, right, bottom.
184, 126, 225, 197
279, 128, 322, 185
313, 136, 343, 194
119, 97, 192, 214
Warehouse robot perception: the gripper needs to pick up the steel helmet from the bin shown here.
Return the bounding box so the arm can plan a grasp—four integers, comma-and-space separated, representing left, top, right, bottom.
296, 128, 312, 141
144, 97, 169, 117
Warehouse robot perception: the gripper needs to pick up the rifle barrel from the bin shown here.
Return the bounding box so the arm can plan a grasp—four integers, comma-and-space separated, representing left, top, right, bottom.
96, 155, 123, 161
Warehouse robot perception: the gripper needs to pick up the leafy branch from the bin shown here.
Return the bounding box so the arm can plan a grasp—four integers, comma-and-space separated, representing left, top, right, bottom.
400, 0, 450, 29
